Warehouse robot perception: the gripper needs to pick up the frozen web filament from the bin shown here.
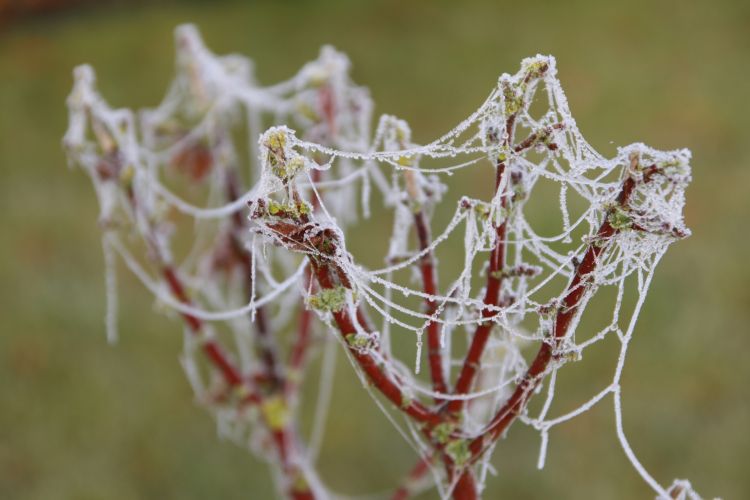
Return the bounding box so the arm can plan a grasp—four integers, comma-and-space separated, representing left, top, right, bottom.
64, 24, 701, 500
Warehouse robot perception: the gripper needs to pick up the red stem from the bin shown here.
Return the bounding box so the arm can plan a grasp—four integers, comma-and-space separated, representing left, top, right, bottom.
229, 172, 283, 390
448, 159, 509, 414
148, 172, 314, 499
125, 180, 253, 400
310, 260, 441, 426
452, 470, 478, 500
286, 266, 315, 396
448, 116, 558, 416
467, 162, 656, 462
392, 455, 434, 500
165, 248, 315, 500
413, 208, 448, 402
286, 168, 323, 397
163, 266, 245, 387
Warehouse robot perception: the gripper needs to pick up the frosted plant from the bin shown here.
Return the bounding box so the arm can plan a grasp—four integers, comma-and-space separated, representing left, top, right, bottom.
64, 24, 703, 500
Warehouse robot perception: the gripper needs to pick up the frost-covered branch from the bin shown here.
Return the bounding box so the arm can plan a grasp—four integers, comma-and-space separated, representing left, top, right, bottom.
65, 24, 701, 500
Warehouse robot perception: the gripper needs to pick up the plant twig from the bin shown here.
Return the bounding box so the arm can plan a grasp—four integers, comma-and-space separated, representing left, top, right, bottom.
466, 157, 659, 463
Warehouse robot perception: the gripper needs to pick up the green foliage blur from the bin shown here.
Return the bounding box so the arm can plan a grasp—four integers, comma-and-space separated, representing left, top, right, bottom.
1, 1, 749, 498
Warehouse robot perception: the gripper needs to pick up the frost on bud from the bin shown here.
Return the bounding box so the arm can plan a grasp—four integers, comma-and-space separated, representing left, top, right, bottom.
299, 45, 351, 89
259, 126, 309, 182
378, 114, 414, 159
503, 80, 524, 117
344, 332, 378, 353
607, 205, 633, 230
431, 421, 457, 445
262, 127, 288, 176
444, 438, 471, 467
307, 286, 347, 313
266, 199, 312, 218
519, 55, 551, 82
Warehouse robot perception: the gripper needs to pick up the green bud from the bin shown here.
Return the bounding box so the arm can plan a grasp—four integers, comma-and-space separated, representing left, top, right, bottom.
607, 206, 632, 230
260, 396, 289, 431
432, 422, 457, 445
345, 333, 370, 349
445, 438, 471, 467
307, 286, 347, 313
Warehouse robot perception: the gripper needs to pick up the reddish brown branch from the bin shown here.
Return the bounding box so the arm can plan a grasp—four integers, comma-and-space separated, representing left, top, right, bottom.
448, 160, 509, 414
310, 260, 441, 426
163, 266, 246, 388
265, 183, 442, 425
226, 169, 283, 389
451, 471, 478, 500
413, 207, 448, 401
466, 159, 657, 463
392, 455, 435, 500
286, 168, 323, 397
136, 166, 315, 500
286, 265, 315, 396
400, 147, 447, 401
513, 123, 565, 154
448, 111, 561, 417
227, 172, 319, 499
120, 160, 251, 395
165, 242, 315, 499
441, 106, 526, 499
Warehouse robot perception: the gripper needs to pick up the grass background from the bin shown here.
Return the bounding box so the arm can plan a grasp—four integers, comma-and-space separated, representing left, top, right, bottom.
1, 0, 749, 498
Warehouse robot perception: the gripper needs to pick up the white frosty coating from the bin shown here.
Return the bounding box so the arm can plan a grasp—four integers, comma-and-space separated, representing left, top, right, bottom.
64, 24, 699, 499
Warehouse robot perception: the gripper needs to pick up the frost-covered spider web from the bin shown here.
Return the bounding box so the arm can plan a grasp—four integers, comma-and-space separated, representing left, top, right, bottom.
65, 24, 700, 499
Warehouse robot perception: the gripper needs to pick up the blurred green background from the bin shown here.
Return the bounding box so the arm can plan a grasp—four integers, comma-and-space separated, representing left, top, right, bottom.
1, 0, 749, 498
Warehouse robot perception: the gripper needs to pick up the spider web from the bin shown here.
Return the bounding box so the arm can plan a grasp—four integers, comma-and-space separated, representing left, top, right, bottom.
64, 24, 699, 500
